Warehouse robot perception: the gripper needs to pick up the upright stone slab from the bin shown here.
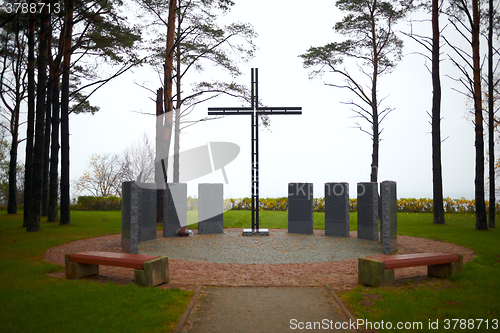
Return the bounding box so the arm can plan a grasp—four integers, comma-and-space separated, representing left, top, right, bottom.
163, 183, 187, 237
121, 181, 157, 254
381, 181, 397, 254
121, 181, 136, 253
138, 183, 158, 242
198, 183, 224, 234
325, 182, 350, 237
357, 182, 379, 241
288, 183, 313, 234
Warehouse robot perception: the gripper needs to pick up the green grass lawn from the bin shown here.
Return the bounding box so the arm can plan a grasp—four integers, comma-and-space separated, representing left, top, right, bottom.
187, 210, 328, 229
2, 210, 499, 332
0, 211, 193, 333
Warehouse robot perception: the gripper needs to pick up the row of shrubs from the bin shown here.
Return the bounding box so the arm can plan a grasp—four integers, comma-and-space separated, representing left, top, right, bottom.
228, 197, 500, 213
71, 196, 122, 211
71, 195, 500, 213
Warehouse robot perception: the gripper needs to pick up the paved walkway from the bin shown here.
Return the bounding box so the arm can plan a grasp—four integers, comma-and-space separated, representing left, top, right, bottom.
179, 286, 357, 333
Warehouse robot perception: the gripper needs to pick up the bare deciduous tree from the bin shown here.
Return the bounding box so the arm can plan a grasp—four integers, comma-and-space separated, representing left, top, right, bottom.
122, 133, 155, 183
74, 153, 127, 197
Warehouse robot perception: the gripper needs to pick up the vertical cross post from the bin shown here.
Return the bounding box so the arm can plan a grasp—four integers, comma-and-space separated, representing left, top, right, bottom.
208, 68, 302, 235
251, 68, 259, 231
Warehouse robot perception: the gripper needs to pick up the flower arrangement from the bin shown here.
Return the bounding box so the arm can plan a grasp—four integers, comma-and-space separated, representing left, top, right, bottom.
177, 227, 192, 237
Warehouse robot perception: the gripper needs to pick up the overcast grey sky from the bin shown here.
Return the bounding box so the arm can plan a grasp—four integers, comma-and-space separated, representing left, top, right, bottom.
54, 0, 482, 200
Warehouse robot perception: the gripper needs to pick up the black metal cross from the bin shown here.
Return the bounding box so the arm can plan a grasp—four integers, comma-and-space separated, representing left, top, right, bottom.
208, 68, 302, 235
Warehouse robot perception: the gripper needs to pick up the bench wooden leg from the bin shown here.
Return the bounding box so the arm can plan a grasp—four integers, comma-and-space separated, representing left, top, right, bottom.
65, 254, 99, 280
358, 258, 394, 287
134, 256, 169, 287
428, 254, 463, 278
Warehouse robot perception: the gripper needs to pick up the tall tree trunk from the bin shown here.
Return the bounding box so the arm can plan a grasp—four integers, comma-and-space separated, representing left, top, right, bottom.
7, 19, 22, 215
161, 0, 176, 184
47, 9, 63, 223
8, 78, 20, 215
173, 94, 181, 183
173, 109, 181, 183
23, 8, 35, 228
488, 0, 496, 228
369, 1, 379, 183
472, 0, 487, 230
27, 1, 50, 232
41, 71, 52, 217
370, 112, 379, 183
432, 0, 445, 224
157, 0, 176, 223
60, 0, 74, 226
8, 132, 18, 214
165, 0, 176, 117
47, 72, 60, 222
173, 8, 182, 184
156, 88, 164, 224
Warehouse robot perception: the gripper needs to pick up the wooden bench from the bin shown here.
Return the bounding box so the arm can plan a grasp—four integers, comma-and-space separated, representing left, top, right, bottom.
65, 251, 168, 287
358, 252, 463, 287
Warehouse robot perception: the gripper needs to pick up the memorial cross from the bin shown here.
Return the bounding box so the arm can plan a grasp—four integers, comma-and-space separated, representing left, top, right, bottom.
208, 68, 302, 235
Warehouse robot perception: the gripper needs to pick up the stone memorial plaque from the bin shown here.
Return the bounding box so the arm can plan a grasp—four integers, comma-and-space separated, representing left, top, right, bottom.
357, 182, 378, 241
163, 183, 187, 237
198, 183, 224, 234
138, 183, 158, 242
288, 183, 314, 234
121, 181, 135, 253
381, 181, 397, 254
325, 182, 350, 237
121, 181, 157, 253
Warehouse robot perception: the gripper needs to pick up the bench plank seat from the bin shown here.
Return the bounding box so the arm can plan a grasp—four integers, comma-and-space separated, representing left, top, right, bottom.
367, 253, 460, 270
359, 252, 463, 287
69, 251, 159, 270
65, 251, 168, 287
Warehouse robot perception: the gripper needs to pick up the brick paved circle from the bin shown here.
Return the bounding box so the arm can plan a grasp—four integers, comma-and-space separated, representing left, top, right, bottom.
45, 229, 474, 289
139, 229, 381, 264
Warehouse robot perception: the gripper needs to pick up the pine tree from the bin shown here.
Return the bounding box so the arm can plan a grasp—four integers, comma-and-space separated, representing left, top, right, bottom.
301, 0, 414, 182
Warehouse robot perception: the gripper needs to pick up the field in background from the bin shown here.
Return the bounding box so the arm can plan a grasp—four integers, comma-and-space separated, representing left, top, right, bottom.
64, 195, 498, 214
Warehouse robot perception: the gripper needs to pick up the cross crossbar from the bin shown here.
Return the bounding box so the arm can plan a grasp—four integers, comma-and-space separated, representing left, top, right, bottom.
207, 68, 302, 234
209, 107, 302, 114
